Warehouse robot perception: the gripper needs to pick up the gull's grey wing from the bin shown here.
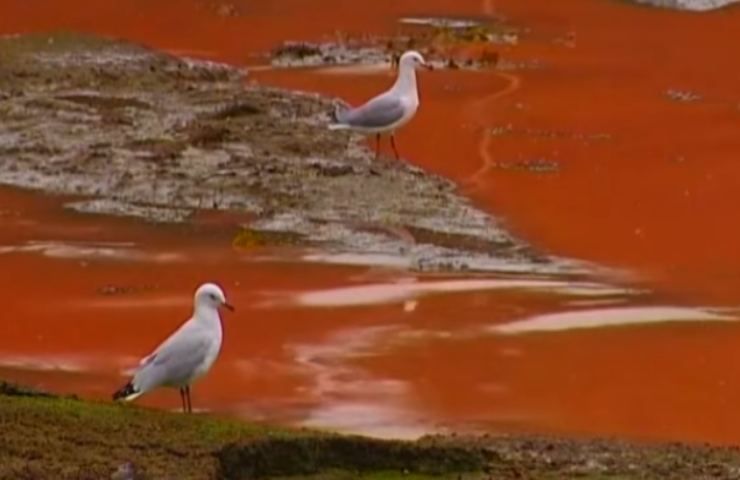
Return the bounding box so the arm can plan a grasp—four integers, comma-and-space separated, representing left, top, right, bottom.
338, 93, 405, 129
132, 323, 210, 392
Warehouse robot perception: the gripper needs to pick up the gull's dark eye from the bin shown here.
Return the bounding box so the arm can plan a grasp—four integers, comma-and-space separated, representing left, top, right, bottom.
210, 293, 218, 300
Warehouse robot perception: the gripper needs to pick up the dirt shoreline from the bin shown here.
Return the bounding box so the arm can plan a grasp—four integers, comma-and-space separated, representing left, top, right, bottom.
3, 381, 740, 480
0, 32, 585, 275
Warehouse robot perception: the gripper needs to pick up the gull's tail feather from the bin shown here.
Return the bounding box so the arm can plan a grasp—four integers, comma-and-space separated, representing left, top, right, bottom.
112, 381, 142, 402
328, 100, 351, 130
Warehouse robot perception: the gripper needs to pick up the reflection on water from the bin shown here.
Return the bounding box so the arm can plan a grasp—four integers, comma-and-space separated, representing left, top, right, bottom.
491, 306, 737, 334
271, 278, 637, 309
0, 240, 184, 263
0, 354, 91, 373
2, 223, 740, 442
0, 191, 735, 441
288, 325, 428, 438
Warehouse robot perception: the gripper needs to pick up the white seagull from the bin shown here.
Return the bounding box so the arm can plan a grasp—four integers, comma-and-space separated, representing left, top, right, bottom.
112, 282, 234, 413
329, 50, 431, 160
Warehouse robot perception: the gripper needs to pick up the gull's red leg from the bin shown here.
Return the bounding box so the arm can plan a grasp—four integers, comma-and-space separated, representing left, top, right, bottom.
390, 134, 400, 160
185, 386, 192, 413
179, 388, 187, 413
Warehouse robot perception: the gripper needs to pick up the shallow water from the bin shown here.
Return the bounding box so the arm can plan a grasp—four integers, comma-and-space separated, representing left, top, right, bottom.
1, 0, 740, 444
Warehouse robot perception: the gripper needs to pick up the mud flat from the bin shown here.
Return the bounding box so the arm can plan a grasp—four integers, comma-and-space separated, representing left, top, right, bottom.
0, 33, 583, 274
2, 382, 740, 479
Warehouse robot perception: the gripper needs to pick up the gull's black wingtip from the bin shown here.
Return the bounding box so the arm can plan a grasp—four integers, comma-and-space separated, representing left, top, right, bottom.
112, 381, 138, 401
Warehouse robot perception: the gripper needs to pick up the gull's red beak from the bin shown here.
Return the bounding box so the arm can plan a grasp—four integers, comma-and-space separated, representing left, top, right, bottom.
223, 302, 235, 312
423, 62, 434, 71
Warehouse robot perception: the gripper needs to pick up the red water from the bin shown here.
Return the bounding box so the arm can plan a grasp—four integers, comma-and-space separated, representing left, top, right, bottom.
1, 0, 740, 443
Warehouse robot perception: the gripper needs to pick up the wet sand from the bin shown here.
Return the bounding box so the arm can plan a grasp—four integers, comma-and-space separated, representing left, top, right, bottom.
1, 0, 740, 445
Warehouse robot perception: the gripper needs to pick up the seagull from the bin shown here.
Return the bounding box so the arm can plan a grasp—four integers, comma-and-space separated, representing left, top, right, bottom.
329, 50, 431, 161
112, 282, 234, 413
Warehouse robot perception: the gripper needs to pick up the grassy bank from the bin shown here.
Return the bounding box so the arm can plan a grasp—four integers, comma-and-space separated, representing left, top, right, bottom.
0, 382, 487, 479
3, 382, 740, 479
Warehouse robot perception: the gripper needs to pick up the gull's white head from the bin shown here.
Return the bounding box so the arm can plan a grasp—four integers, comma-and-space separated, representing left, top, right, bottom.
194, 282, 234, 312
398, 50, 430, 71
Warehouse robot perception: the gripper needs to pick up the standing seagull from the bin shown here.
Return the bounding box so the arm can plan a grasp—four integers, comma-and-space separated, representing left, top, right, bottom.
112, 282, 234, 413
329, 50, 431, 161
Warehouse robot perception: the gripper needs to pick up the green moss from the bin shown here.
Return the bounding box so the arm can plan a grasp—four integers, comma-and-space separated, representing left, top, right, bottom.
0, 389, 485, 480
0, 393, 293, 479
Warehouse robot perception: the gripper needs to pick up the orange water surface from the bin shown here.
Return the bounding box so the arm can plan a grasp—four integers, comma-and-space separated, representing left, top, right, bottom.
1, 0, 740, 444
